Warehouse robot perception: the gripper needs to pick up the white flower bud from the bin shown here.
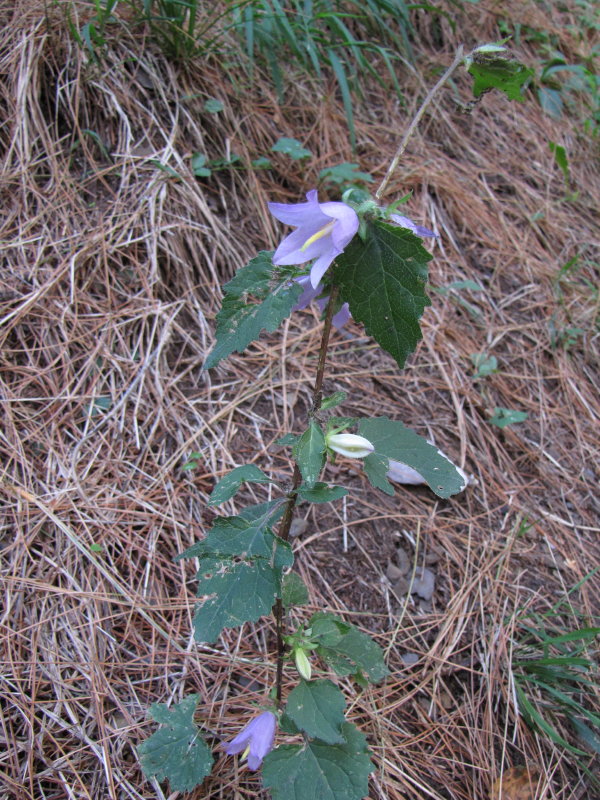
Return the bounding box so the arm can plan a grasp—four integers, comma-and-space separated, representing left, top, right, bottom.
325, 432, 374, 459
294, 647, 312, 681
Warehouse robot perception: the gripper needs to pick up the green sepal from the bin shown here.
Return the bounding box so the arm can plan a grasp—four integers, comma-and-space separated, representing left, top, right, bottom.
298, 483, 348, 504
204, 251, 303, 369
284, 680, 346, 744
358, 416, 466, 499
293, 421, 326, 488
334, 221, 432, 370
138, 695, 213, 792
262, 722, 373, 800
308, 612, 389, 683
208, 464, 273, 506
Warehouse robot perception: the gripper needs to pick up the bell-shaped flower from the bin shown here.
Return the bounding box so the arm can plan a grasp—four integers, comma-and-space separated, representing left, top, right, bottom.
292, 276, 352, 330
269, 190, 359, 288
222, 710, 277, 771
326, 432, 374, 459
389, 213, 436, 238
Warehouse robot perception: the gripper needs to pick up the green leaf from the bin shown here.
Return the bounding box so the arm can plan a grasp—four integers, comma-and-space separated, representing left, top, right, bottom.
293, 421, 326, 489
549, 141, 570, 185
204, 98, 224, 113
320, 390, 347, 411
282, 572, 309, 608
271, 137, 312, 160
208, 464, 272, 506
467, 53, 533, 101
358, 417, 466, 499
334, 221, 432, 370
571, 717, 600, 755
252, 156, 272, 169
318, 163, 374, 186
276, 433, 299, 447
298, 483, 348, 504
191, 546, 292, 642
309, 612, 389, 683
470, 353, 498, 378
138, 695, 213, 792
177, 501, 284, 561
363, 453, 394, 496
489, 407, 529, 428
285, 680, 346, 744
262, 722, 373, 800
191, 152, 212, 177
204, 251, 303, 369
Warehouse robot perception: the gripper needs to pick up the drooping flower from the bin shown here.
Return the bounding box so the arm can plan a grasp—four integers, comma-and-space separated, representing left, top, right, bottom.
292, 276, 352, 330
389, 213, 436, 238
326, 432, 374, 459
269, 190, 359, 288
222, 711, 277, 771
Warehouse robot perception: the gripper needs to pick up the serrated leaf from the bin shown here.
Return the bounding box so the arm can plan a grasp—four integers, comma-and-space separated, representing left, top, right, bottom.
138, 695, 213, 792
177, 501, 284, 560
285, 680, 346, 744
309, 612, 389, 683
204, 251, 303, 369
358, 417, 466, 498
298, 483, 348, 503
320, 390, 347, 410
192, 545, 292, 642
363, 453, 394, 496
271, 137, 312, 160
208, 464, 272, 506
293, 421, 326, 489
334, 221, 432, 370
282, 572, 309, 608
468, 58, 533, 101
262, 722, 373, 800
318, 163, 374, 185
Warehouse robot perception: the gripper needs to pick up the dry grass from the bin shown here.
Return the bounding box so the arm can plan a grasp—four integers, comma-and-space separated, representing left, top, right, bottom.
1, 1, 598, 799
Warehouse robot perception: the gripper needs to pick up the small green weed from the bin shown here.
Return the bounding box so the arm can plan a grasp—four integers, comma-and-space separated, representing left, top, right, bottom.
510, 580, 600, 781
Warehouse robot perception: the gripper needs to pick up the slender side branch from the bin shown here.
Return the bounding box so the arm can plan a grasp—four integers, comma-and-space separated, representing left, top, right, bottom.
273, 284, 341, 703
375, 45, 465, 202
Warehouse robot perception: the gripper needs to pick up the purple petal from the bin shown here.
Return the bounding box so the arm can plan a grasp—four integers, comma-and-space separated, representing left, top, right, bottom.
389, 213, 436, 238
319, 201, 360, 249
292, 276, 323, 311
332, 302, 351, 329
309, 250, 337, 288
222, 711, 277, 770
268, 190, 328, 226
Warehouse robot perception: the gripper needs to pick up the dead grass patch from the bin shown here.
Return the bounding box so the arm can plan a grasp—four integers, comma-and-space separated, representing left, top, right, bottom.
1, 1, 598, 798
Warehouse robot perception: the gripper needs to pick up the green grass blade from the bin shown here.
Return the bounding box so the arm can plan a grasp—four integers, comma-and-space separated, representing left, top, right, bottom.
327, 48, 356, 151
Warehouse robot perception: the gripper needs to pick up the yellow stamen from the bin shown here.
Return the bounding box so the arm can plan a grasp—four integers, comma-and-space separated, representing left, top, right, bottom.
300, 221, 335, 252
241, 744, 251, 762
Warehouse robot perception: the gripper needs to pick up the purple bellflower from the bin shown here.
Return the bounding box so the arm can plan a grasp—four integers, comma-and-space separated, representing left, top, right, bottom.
222, 711, 277, 771
293, 275, 351, 330
389, 213, 436, 238
269, 189, 359, 288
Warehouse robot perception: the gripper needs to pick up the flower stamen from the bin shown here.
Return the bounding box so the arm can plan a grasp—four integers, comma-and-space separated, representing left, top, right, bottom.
300, 221, 336, 252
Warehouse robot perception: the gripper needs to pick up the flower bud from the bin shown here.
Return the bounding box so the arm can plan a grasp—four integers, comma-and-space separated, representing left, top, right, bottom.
325, 432, 374, 459
293, 647, 312, 681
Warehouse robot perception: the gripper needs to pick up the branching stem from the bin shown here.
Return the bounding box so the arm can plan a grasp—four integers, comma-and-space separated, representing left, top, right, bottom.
375, 45, 465, 202
273, 284, 340, 704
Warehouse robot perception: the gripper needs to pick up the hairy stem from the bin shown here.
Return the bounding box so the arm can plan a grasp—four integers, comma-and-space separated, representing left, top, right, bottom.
273, 284, 340, 703
375, 45, 465, 202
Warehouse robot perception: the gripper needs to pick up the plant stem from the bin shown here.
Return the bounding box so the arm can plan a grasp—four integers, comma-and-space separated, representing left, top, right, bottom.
375, 45, 465, 202
273, 285, 340, 704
